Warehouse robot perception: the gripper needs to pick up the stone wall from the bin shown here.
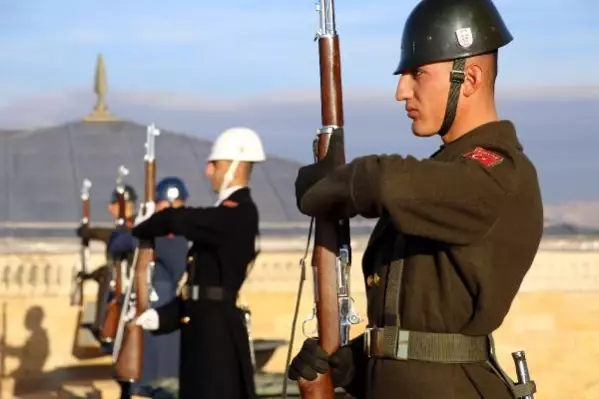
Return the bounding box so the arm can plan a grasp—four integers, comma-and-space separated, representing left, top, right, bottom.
0, 238, 598, 397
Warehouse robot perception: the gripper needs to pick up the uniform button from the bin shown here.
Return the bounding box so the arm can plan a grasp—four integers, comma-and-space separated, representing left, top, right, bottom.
366, 275, 373, 287
181, 316, 190, 324
373, 273, 381, 285
187, 256, 194, 264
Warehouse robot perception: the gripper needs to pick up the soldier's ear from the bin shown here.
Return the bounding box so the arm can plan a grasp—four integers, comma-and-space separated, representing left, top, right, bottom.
462, 62, 483, 98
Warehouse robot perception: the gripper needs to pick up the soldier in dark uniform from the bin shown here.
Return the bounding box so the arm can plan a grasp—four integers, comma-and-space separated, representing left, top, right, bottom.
76, 185, 138, 347
133, 177, 190, 397
288, 1, 542, 398
132, 127, 265, 399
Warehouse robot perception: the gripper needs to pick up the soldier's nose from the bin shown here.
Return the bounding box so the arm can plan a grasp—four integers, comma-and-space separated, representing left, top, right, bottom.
396, 75, 413, 101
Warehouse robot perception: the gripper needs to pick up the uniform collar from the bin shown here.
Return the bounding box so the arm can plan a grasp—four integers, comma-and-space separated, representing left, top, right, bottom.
214, 185, 247, 206
433, 120, 522, 157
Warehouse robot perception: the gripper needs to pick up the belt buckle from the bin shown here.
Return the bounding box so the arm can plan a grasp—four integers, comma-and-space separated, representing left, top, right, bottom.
364, 327, 372, 357
395, 330, 410, 360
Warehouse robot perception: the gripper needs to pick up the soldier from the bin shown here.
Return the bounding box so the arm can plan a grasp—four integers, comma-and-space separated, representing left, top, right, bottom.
131, 127, 265, 399
76, 184, 138, 347
288, 1, 542, 398
76, 184, 138, 246
133, 177, 190, 397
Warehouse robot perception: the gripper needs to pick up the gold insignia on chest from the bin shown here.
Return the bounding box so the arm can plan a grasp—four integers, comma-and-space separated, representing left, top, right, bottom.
176, 272, 188, 297
181, 286, 189, 300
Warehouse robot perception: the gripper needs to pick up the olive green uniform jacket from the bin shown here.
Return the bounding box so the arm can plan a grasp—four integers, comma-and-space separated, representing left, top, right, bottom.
299, 121, 543, 399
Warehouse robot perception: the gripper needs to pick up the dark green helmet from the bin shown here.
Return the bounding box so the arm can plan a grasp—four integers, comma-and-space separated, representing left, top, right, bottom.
110, 184, 137, 203
394, 0, 512, 136
394, 0, 513, 75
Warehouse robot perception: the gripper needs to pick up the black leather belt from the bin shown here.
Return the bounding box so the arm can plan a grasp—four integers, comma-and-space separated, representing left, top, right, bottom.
180, 284, 235, 303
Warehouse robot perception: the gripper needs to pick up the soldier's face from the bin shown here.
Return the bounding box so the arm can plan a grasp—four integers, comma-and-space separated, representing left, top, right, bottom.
156, 201, 170, 212
107, 202, 118, 218
396, 61, 452, 137
204, 160, 230, 193
156, 199, 184, 211
107, 202, 135, 219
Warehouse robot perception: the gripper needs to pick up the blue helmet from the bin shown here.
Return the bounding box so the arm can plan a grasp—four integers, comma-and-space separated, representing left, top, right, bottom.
155, 177, 189, 203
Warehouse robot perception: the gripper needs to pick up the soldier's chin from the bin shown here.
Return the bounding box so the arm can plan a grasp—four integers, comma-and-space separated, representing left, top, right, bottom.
411, 120, 437, 137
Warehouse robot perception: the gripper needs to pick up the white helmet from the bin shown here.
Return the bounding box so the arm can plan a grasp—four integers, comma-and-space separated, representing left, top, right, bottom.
207, 127, 266, 163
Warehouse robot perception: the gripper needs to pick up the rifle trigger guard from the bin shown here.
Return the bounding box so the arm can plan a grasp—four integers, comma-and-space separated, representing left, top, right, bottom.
301, 307, 318, 338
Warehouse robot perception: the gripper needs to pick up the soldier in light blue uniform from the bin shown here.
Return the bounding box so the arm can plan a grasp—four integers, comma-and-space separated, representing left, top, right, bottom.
134, 177, 190, 398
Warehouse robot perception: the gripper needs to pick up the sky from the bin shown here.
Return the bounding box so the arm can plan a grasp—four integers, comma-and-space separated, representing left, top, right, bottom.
0, 0, 597, 99
0, 0, 598, 209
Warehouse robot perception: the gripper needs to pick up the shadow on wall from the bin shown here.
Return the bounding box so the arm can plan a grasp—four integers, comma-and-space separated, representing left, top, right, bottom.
0, 303, 115, 398
0, 305, 50, 396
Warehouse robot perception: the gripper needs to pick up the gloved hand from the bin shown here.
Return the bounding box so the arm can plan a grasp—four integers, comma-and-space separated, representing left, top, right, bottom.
288, 338, 355, 388
134, 309, 159, 331
76, 271, 91, 281
295, 128, 346, 211
75, 225, 91, 239
134, 202, 156, 226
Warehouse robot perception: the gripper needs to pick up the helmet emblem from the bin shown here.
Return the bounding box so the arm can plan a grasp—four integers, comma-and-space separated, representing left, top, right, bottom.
455, 27, 473, 48
166, 187, 180, 201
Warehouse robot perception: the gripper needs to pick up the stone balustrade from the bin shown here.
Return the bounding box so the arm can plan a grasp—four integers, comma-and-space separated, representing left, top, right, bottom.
0, 235, 597, 397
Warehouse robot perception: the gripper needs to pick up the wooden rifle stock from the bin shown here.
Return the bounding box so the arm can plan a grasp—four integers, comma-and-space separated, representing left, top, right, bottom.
115, 243, 153, 380
100, 170, 128, 342
115, 124, 159, 381
299, 1, 350, 398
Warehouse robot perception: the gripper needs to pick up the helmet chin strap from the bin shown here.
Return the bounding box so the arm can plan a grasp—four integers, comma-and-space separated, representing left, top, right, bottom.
437, 58, 466, 137
217, 159, 240, 202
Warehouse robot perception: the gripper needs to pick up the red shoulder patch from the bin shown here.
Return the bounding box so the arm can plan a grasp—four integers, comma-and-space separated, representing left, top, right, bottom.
462, 147, 503, 167
222, 200, 239, 208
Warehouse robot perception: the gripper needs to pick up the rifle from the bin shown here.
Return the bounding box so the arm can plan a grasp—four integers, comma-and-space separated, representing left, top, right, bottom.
70, 178, 92, 306
99, 166, 129, 343
114, 123, 160, 381
297, 1, 360, 398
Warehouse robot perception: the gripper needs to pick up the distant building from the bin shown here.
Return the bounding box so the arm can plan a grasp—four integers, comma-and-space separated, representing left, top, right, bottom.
0, 55, 366, 237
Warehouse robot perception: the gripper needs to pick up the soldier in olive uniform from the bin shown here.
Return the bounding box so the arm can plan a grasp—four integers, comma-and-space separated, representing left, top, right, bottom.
288, 1, 542, 398
134, 177, 190, 397
132, 127, 265, 399
76, 185, 138, 348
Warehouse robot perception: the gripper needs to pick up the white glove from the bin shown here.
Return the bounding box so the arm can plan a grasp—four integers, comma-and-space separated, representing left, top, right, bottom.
134, 202, 156, 226
135, 309, 159, 331
125, 305, 137, 322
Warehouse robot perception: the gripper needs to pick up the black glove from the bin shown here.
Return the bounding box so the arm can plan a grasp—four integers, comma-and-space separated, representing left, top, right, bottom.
132, 208, 174, 239
75, 225, 91, 239
295, 128, 346, 210
288, 338, 355, 388
76, 271, 91, 281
